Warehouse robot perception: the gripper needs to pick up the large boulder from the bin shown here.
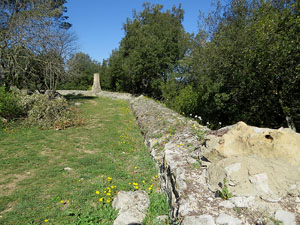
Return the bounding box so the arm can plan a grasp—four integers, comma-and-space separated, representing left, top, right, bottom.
204, 121, 300, 166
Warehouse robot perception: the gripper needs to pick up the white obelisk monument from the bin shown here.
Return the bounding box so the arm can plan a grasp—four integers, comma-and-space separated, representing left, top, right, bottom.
92, 73, 101, 93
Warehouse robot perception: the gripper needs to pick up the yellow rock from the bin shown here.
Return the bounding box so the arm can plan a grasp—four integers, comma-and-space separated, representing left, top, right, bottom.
214, 122, 300, 166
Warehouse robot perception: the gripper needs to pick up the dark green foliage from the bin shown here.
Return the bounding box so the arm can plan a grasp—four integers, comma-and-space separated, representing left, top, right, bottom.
103, 3, 188, 98
173, 85, 199, 116
99, 59, 112, 90
180, 0, 300, 130
0, 86, 23, 120
101, 0, 300, 131
211, 0, 297, 130
161, 75, 184, 110
59, 52, 101, 90
100, 49, 126, 92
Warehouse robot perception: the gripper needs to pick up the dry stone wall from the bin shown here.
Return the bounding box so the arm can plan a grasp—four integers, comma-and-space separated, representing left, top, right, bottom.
58, 90, 300, 225
129, 96, 300, 225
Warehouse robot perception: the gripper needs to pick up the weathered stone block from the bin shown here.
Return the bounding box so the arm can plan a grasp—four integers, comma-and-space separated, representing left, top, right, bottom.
92, 73, 101, 93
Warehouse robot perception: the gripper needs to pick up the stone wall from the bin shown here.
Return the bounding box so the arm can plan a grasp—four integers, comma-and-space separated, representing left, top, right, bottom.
58, 90, 300, 225
129, 96, 300, 225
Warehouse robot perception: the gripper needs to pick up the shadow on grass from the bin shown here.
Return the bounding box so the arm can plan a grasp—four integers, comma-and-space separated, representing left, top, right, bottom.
64, 94, 97, 100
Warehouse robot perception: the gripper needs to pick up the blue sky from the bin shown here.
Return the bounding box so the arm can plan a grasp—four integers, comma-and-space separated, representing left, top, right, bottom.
65, 1, 217, 63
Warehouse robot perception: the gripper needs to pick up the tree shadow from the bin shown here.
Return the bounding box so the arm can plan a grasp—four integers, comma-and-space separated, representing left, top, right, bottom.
64, 94, 97, 100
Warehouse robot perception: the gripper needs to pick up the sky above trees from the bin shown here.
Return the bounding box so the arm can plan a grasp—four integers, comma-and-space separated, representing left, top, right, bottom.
65, 0, 216, 62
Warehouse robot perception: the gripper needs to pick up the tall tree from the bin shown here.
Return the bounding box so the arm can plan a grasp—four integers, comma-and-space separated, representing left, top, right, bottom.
59, 52, 100, 90
190, 0, 300, 130
0, 0, 74, 92
115, 3, 189, 98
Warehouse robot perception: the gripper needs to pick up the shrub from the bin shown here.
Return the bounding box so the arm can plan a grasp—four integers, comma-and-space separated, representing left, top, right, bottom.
161, 77, 183, 110
0, 86, 23, 120
173, 85, 199, 116
19, 93, 82, 129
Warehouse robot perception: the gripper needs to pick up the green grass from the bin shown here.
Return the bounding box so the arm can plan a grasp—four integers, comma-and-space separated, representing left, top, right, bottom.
0, 96, 169, 225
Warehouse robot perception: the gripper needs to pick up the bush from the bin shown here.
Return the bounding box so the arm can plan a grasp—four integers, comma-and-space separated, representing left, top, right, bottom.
19, 93, 82, 129
161, 77, 183, 110
0, 86, 23, 120
173, 86, 199, 116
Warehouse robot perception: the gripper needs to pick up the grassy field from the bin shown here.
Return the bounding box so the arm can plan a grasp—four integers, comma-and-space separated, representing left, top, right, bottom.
0, 96, 169, 225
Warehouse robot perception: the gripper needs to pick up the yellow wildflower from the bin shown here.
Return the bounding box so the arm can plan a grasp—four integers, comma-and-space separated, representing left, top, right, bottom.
107, 177, 112, 181
134, 166, 138, 169
96, 190, 100, 195
44, 219, 49, 222
142, 180, 146, 183
107, 193, 111, 196
99, 197, 103, 202
60, 200, 64, 203
106, 198, 111, 203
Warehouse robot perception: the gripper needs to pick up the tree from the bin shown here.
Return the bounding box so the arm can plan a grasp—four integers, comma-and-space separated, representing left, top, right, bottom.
99, 59, 112, 90
0, 0, 74, 93
108, 3, 189, 98
104, 49, 126, 91
59, 52, 101, 90
190, 0, 300, 130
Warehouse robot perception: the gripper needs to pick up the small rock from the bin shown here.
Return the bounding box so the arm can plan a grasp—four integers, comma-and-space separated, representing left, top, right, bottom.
230, 196, 255, 208
225, 163, 241, 175
219, 200, 235, 208
182, 215, 216, 225
295, 197, 300, 203
74, 102, 82, 106
112, 191, 149, 225
0, 117, 7, 124
296, 205, 300, 214
187, 157, 198, 165
154, 215, 169, 224
64, 167, 72, 171
216, 213, 242, 225
208, 197, 214, 201
249, 173, 272, 194
256, 218, 273, 225
274, 210, 296, 225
